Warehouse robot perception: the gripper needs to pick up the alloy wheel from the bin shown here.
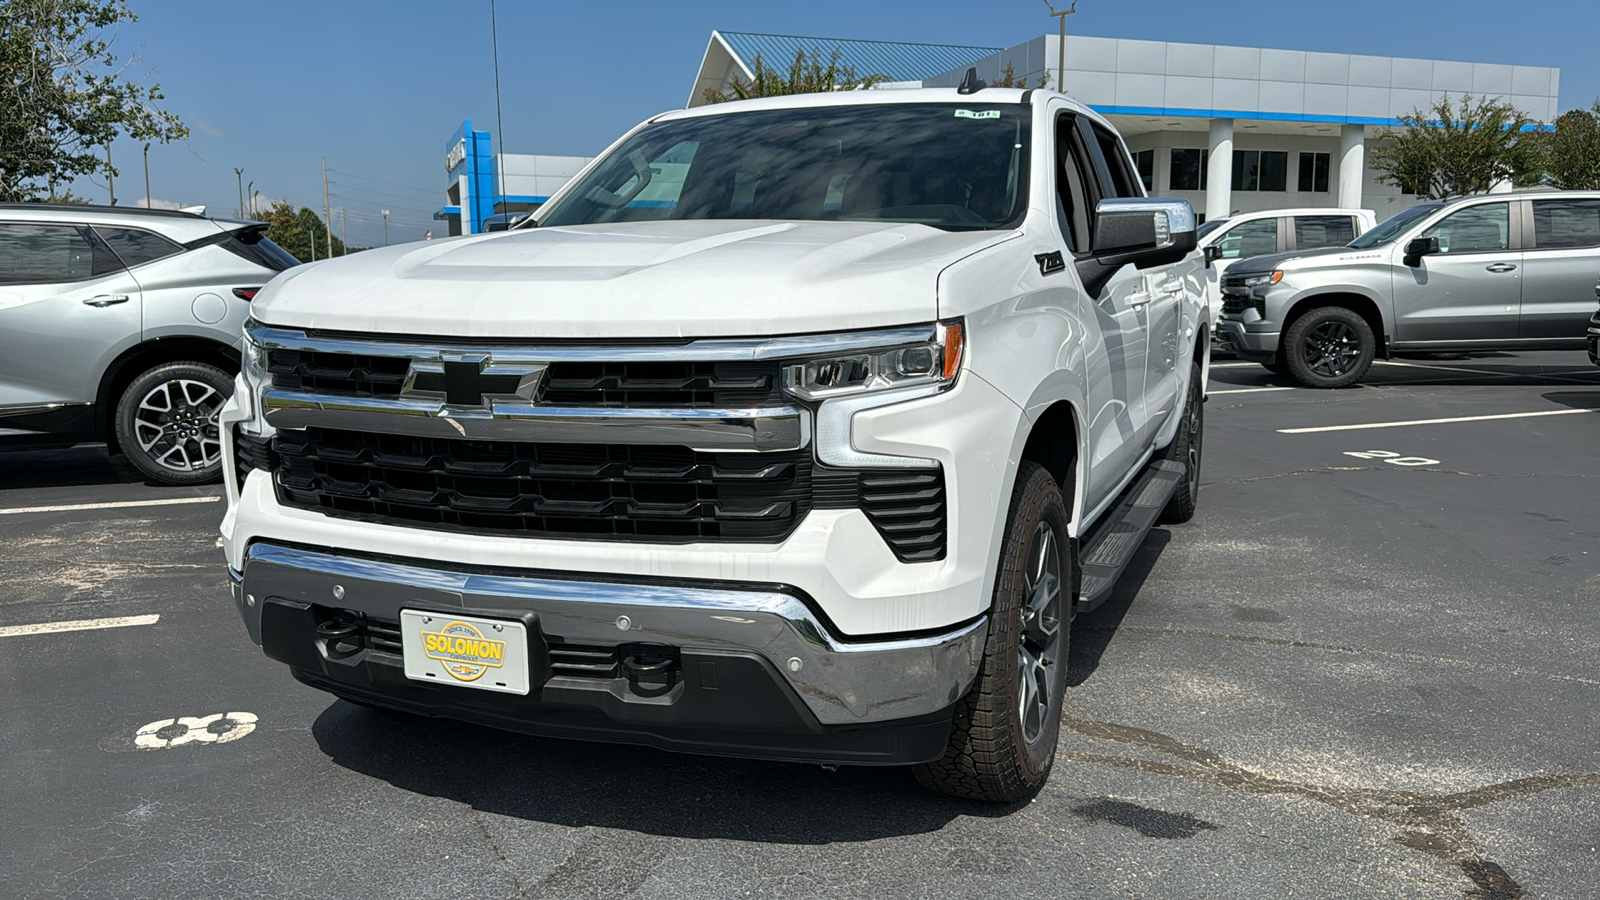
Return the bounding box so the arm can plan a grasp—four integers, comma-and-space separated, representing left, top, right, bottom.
1300, 320, 1362, 378
132, 379, 225, 473
1017, 520, 1064, 743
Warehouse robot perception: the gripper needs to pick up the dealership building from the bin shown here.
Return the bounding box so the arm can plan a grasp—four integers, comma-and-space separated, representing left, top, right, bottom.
440, 31, 1561, 233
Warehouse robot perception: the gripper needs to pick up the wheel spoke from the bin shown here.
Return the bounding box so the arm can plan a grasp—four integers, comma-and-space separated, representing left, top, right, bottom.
134, 420, 167, 452
179, 380, 218, 408
139, 383, 173, 413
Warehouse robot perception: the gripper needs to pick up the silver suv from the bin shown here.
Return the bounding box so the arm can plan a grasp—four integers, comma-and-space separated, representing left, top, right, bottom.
1218, 191, 1600, 387
0, 204, 299, 483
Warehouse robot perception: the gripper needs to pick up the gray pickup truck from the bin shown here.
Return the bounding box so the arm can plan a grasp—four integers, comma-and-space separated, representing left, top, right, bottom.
1218, 191, 1600, 387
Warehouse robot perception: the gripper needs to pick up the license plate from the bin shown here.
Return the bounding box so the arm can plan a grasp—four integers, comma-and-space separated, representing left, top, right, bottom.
399, 610, 530, 695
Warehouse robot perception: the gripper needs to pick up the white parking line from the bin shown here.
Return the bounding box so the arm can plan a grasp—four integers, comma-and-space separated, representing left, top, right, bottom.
0, 496, 220, 516
1279, 408, 1597, 434
1209, 386, 1296, 395
0, 614, 160, 638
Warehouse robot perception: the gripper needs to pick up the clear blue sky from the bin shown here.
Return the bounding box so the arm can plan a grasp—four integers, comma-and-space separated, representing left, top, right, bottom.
90, 0, 1599, 247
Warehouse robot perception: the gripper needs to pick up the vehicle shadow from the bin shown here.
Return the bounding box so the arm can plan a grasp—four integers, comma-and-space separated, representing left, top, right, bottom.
1208, 352, 1600, 389
310, 702, 1017, 842
1067, 529, 1170, 688
0, 446, 153, 492
1541, 389, 1600, 411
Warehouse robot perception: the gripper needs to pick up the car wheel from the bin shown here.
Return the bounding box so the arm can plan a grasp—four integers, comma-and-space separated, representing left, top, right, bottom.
1158, 362, 1203, 524
913, 461, 1070, 802
114, 361, 233, 485
1283, 306, 1375, 388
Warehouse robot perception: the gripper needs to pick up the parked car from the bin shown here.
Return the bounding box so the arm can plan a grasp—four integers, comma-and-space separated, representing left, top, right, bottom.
1217, 191, 1600, 387
0, 203, 299, 483
1588, 277, 1599, 366
1197, 207, 1376, 324
221, 79, 1210, 802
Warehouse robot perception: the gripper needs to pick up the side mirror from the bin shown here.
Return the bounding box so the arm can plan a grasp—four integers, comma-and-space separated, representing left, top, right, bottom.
1403, 236, 1439, 267
1202, 244, 1223, 268
1077, 198, 1198, 297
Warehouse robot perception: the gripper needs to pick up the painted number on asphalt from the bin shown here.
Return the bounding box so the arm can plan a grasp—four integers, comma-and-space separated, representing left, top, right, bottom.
1343, 450, 1440, 467
134, 712, 257, 749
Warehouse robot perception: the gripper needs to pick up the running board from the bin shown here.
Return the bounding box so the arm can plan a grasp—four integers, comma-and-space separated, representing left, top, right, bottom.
1076, 459, 1186, 613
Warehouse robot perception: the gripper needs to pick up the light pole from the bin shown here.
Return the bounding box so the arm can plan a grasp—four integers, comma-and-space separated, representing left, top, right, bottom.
142, 143, 150, 208
382, 210, 390, 246
252, 190, 260, 217
1044, 0, 1078, 92
246, 180, 254, 216
234, 168, 244, 218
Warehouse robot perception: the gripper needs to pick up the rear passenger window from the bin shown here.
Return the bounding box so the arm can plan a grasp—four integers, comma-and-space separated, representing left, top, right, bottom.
1531, 199, 1600, 250
0, 224, 122, 285
95, 226, 183, 267
1215, 218, 1278, 259
1294, 215, 1356, 249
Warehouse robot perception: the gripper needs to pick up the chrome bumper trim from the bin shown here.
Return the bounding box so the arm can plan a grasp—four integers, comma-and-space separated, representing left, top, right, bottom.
260, 389, 807, 452
240, 542, 985, 725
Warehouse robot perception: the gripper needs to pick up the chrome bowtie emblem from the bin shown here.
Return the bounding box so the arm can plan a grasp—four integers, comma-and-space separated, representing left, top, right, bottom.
401, 353, 547, 411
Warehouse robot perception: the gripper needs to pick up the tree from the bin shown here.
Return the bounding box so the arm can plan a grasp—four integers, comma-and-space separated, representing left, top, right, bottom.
1369, 94, 1544, 199
703, 48, 887, 104
251, 200, 350, 263
0, 0, 188, 202
991, 61, 1050, 89
1545, 101, 1600, 190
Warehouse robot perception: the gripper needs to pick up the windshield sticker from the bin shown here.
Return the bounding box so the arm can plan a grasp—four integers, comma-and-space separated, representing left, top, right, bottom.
954, 109, 1000, 120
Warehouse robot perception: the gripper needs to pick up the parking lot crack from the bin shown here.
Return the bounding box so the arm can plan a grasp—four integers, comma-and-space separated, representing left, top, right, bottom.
470, 810, 531, 899
1060, 715, 1600, 899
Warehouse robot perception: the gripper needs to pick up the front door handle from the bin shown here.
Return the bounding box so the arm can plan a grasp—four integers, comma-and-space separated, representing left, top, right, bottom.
1485, 263, 1517, 273
83, 294, 130, 307
1128, 293, 1152, 308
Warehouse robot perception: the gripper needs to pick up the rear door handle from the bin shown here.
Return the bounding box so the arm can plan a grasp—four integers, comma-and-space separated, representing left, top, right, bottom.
83, 294, 130, 307
1485, 263, 1517, 273
1128, 293, 1152, 308
1160, 280, 1185, 294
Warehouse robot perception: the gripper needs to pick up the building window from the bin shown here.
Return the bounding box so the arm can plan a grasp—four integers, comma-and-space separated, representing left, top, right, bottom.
1298, 152, 1331, 193
1169, 148, 1208, 191
1133, 149, 1154, 192
1233, 150, 1288, 192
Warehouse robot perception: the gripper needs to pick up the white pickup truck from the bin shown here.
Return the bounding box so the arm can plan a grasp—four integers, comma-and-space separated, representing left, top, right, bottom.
220, 77, 1210, 801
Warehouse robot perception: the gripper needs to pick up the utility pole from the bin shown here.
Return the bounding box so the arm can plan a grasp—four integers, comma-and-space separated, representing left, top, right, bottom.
491, 0, 508, 215
1044, 0, 1078, 92
340, 208, 347, 255
234, 167, 244, 218
142, 143, 151, 208
106, 145, 115, 205
382, 209, 390, 246
321, 156, 333, 259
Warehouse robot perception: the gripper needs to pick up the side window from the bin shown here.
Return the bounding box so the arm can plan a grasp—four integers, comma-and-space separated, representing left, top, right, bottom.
1419, 203, 1510, 254
1216, 218, 1279, 259
1531, 198, 1600, 250
94, 226, 184, 267
0, 224, 122, 286
1132, 149, 1154, 192
1294, 215, 1357, 249
1168, 149, 1208, 191
1090, 124, 1141, 198
1054, 115, 1094, 255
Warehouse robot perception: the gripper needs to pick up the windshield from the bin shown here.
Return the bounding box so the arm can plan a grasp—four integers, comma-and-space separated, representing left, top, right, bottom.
1348, 203, 1441, 249
1196, 218, 1229, 241
539, 103, 1031, 231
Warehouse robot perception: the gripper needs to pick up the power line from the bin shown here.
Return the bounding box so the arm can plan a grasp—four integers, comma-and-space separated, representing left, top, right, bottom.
328, 169, 441, 198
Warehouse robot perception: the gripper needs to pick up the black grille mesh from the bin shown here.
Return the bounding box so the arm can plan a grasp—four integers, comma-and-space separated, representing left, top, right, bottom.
272, 427, 811, 542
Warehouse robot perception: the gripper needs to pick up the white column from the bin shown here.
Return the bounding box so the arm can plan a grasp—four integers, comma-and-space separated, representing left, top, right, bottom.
1206, 119, 1233, 222
1338, 124, 1366, 209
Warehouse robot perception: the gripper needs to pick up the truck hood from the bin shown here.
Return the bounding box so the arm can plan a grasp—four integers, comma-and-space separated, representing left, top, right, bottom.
252, 220, 1015, 338
1227, 245, 1376, 275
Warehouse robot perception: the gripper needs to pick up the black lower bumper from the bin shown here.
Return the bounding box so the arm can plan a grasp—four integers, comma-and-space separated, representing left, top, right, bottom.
262, 597, 954, 766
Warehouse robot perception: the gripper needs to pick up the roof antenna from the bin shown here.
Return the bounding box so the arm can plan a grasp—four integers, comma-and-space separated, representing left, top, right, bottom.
957, 67, 986, 95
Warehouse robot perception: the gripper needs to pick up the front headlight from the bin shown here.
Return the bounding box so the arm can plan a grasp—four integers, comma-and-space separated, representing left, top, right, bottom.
1241, 270, 1283, 288
782, 320, 963, 401
238, 327, 271, 435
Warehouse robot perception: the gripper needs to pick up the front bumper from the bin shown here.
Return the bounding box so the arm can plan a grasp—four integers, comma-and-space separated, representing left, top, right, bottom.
231, 542, 985, 765
1216, 318, 1280, 363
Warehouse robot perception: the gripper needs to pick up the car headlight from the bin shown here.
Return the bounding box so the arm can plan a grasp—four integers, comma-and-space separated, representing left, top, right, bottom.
1241, 271, 1283, 288
782, 320, 963, 401
237, 328, 271, 435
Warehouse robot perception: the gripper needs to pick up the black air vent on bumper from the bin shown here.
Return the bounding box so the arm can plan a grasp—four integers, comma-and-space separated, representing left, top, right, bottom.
813, 467, 947, 563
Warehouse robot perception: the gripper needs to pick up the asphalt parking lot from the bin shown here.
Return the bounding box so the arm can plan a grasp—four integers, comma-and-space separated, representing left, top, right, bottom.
2, 349, 1598, 900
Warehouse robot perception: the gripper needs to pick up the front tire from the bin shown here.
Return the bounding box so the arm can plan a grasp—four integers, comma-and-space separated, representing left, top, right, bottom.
114, 361, 233, 485
1158, 361, 1204, 524
1283, 306, 1375, 388
913, 462, 1070, 802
